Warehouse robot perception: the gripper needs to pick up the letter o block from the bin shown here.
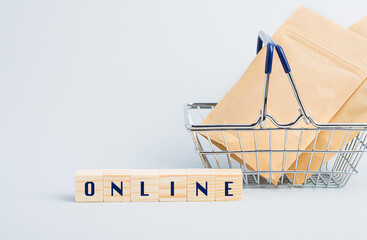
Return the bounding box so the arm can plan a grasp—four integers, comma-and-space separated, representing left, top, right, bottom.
75, 170, 104, 202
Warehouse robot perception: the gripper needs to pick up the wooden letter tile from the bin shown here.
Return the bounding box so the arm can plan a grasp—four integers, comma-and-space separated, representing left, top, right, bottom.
215, 169, 243, 201
131, 170, 159, 202
75, 170, 104, 202
159, 169, 187, 202
103, 170, 131, 202
187, 169, 215, 201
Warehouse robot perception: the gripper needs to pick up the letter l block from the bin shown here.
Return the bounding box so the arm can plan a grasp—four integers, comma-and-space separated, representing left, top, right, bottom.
131, 170, 159, 202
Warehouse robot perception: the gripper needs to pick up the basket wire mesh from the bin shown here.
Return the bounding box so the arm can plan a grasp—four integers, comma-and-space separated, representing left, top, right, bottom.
186, 103, 367, 187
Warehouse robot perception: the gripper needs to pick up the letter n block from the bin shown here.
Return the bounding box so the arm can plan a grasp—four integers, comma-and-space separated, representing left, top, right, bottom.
103, 170, 131, 202
215, 169, 243, 201
159, 169, 187, 202
187, 169, 215, 201
131, 170, 159, 202
75, 170, 103, 202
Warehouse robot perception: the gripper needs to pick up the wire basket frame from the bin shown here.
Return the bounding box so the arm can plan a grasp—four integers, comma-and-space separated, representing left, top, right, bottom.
185, 32, 367, 187
186, 103, 367, 188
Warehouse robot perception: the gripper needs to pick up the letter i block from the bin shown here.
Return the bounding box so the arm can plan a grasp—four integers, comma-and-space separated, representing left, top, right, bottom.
131, 170, 159, 202
187, 169, 215, 202
75, 170, 104, 202
103, 170, 131, 202
215, 169, 243, 201
159, 169, 187, 202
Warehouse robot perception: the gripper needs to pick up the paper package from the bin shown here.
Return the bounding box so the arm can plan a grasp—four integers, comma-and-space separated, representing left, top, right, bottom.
202, 7, 367, 184
287, 16, 367, 184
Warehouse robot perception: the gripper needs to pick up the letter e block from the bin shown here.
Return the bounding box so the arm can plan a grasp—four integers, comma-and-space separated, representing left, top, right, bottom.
215, 169, 243, 201
131, 170, 159, 202
103, 170, 131, 202
159, 169, 187, 202
75, 170, 103, 202
187, 169, 215, 202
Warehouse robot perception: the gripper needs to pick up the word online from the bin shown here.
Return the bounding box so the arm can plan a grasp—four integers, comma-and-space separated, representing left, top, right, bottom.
75, 169, 243, 202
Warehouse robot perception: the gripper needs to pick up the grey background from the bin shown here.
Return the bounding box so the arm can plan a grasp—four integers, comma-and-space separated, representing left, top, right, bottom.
1, 0, 367, 239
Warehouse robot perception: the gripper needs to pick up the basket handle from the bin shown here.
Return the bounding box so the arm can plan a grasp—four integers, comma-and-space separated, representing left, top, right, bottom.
256, 31, 311, 128
256, 32, 274, 74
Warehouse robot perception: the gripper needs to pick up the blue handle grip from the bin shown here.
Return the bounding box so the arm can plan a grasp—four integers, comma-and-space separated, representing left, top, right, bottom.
264, 43, 274, 74
256, 31, 291, 74
256, 32, 274, 74
274, 44, 291, 73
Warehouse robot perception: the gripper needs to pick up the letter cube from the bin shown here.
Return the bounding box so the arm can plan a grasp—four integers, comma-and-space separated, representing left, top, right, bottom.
215, 169, 243, 201
187, 169, 215, 201
103, 169, 131, 202
131, 169, 159, 202
159, 169, 187, 202
75, 170, 104, 202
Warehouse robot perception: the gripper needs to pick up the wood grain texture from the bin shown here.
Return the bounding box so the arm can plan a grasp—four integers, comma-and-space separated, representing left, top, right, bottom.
75, 170, 104, 202
159, 169, 187, 202
131, 169, 159, 202
103, 169, 131, 202
187, 169, 215, 202
215, 169, 243, 201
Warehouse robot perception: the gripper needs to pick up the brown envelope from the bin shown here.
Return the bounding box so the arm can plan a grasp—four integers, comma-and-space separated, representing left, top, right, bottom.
287, 16, 367, 184
201, 7, 367, 184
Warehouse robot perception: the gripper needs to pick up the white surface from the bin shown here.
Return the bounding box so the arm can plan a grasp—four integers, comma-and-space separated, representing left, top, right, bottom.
1, 1, 367, 239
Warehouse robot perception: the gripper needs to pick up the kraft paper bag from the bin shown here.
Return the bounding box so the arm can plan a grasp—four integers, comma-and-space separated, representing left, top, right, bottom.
350, 16, 367, 37
287, 16, 367, 184
201, 7, 367, 184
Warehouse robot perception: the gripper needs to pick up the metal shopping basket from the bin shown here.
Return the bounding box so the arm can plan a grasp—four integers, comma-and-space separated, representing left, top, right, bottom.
185, 31, 367, 188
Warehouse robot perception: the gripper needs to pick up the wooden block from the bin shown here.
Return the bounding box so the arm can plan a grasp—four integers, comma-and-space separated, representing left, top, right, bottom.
103, 170, 131, 202
215, 169, 243, 201
159, 169, 187, 202
131, 170, 159, 202
75, 170, 104, 202
187, 169, 215, 201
